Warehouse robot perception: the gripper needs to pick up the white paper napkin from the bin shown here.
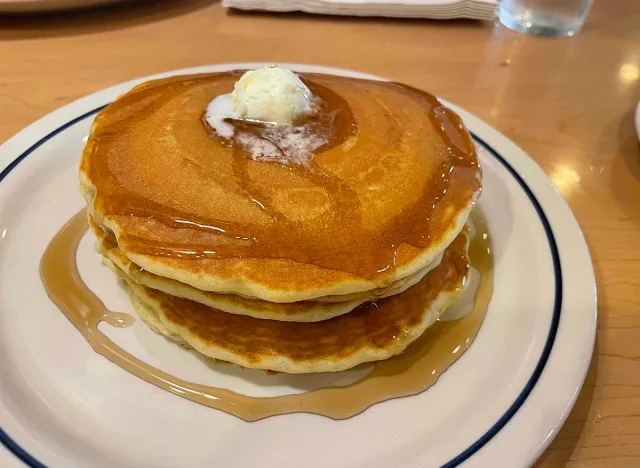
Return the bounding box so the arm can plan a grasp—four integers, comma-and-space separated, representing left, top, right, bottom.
223, 0, 498, 20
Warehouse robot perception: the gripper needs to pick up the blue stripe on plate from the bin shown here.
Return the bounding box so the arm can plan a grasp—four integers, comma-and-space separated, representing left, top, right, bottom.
441, 135, 563, 467
0, 108, 562, 468
0, 106, 106, 184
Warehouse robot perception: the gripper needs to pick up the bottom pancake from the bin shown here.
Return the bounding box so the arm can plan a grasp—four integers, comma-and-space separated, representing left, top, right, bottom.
109, 228, 470, 374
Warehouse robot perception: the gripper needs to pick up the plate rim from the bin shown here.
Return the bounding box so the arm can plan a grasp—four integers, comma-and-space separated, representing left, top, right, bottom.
0, 63, 596, 468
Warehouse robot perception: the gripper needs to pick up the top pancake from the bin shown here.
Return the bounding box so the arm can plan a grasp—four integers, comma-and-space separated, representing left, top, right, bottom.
80, 71, 481, 302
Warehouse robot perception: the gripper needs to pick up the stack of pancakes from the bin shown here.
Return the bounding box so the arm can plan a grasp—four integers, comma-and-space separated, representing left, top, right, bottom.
79, 72, 481, 374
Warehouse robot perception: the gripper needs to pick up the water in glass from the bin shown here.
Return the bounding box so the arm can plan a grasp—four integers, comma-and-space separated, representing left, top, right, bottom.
499, 0, 594, 38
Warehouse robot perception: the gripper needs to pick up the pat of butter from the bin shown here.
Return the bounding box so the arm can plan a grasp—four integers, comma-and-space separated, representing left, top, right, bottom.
231, 65, 313, 124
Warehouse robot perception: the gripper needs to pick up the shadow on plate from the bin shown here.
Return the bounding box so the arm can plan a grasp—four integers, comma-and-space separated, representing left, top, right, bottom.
192, 350, 375, 392
0, 0, 216, 40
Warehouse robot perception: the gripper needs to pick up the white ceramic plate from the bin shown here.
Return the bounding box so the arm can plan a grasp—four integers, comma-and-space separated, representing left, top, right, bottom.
635, 102, 640, 141
0, 64, 596, 468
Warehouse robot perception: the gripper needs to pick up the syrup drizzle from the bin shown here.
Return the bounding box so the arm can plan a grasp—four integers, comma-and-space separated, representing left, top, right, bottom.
40, 209, 492, 421
83, 73, 481, 281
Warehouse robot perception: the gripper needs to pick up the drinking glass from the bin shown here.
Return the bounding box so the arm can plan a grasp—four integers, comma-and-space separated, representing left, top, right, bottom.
499, 0, 594, 38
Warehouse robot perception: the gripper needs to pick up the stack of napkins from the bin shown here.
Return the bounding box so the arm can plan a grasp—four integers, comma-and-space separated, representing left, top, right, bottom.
222, 0, 498, 20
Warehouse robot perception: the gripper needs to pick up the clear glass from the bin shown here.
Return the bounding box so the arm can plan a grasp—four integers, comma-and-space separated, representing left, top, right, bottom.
499, 0, 594, 38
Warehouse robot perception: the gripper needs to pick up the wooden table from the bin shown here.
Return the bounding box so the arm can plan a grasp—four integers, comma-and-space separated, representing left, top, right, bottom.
1, 1, 639, 466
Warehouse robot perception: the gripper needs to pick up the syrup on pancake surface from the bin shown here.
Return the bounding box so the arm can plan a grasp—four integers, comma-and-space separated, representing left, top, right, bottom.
80, 69, 481, 303
65, 65, 489, 385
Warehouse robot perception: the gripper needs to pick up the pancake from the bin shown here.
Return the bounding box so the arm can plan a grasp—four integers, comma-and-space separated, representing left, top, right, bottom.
80, 71, 481, 302
92, 214, 442, 322
114, 228, 470, 374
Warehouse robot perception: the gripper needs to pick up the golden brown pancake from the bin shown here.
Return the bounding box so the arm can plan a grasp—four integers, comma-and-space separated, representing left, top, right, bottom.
90, 213, 443, 322
80, 72, 481, 302
113, 229, 470, 374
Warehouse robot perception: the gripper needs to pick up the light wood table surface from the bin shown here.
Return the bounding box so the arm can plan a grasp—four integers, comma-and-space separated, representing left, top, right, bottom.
1, 1, 639, 466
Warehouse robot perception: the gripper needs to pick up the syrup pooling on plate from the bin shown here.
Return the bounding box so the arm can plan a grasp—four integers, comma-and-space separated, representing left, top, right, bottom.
40, 210, 135, 330
40, 209, 492, 421
82, 73, 481, 280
